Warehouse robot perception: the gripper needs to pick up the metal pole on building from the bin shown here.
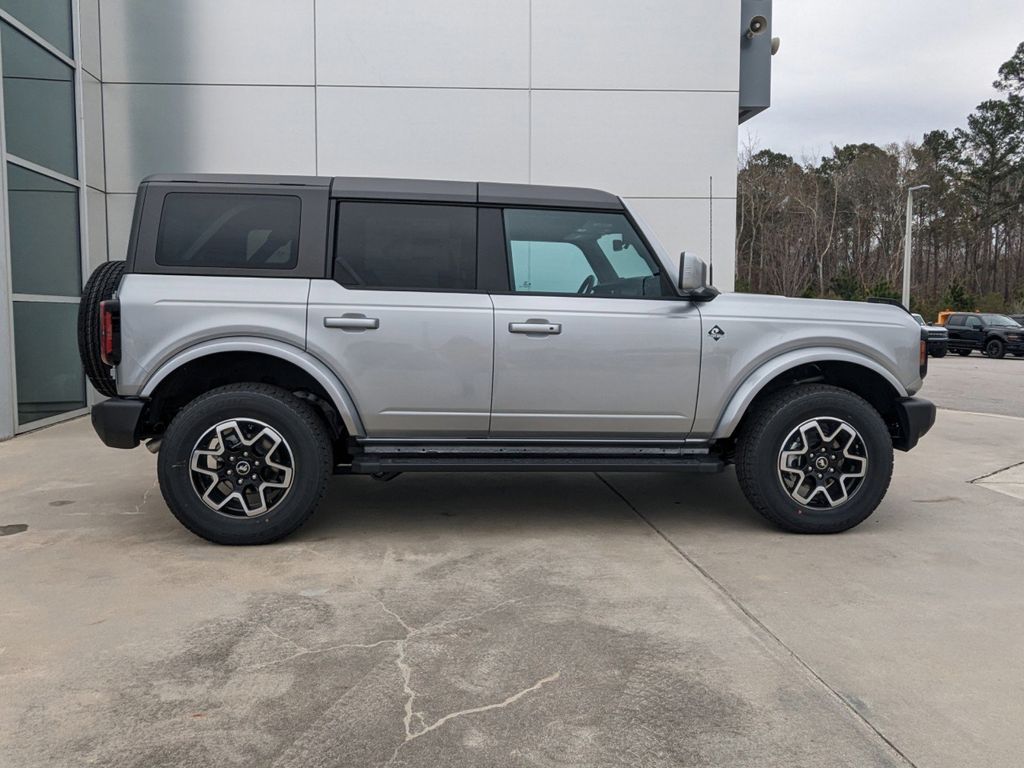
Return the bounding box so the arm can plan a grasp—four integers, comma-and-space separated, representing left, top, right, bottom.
902, 184, 930, 311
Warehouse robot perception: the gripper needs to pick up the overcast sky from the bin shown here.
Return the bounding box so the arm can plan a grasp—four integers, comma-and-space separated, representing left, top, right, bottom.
744, 0, 1023, 163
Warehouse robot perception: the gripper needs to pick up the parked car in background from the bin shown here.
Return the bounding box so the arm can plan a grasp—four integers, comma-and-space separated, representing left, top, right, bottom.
944, 312, 1024, 358
1011, 314, 1024, 327
912, 313, 948, 358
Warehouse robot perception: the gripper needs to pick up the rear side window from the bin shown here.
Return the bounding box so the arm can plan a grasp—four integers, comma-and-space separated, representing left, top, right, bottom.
334, 202, 476, 291
156, 193, 300, 270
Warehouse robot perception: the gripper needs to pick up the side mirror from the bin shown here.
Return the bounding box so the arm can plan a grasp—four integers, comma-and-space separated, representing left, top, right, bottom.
678, 252, 720, 302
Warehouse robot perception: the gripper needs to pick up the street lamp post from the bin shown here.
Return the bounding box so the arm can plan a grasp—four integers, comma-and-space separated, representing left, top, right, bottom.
902, 184, 930, 311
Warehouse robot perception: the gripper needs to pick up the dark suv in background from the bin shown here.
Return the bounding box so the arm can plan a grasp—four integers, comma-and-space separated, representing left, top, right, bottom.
945, 313, 1024, 359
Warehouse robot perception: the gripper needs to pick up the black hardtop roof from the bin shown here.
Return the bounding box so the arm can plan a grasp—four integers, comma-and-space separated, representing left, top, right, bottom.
141, 174, 622, 210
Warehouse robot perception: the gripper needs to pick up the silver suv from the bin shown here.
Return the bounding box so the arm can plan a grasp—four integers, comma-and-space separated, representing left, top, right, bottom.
79, 174, 935, 544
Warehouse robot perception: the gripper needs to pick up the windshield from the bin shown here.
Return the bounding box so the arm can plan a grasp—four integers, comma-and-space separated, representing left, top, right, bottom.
912, 313, 926, 326
980, 314, 1021, 327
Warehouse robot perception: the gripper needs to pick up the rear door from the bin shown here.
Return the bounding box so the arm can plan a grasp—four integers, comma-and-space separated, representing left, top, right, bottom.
963, 315, 985, 348
306, 201, 493, 437
488, 207, 701, 436
945, 314, 967, 349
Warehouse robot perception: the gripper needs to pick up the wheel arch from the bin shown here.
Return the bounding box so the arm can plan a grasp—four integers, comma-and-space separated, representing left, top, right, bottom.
711, 349, 907, 441
140, 338, 365, 438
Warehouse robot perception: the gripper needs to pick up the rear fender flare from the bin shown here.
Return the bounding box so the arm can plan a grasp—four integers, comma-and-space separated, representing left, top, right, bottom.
139, 337, 365, 437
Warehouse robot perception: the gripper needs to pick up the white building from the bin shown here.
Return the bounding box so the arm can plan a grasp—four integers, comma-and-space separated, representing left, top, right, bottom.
0, 0, 774, 438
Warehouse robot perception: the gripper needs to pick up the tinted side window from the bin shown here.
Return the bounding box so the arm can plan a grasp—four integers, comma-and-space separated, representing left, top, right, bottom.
966, 316, 983, 329
947, 314, 964, 327
156, 193, 300, 269
334, 202, 477, 291
503, 208, 665, 297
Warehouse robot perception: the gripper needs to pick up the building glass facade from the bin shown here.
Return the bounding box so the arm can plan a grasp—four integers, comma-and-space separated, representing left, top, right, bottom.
0, 0, 87, 432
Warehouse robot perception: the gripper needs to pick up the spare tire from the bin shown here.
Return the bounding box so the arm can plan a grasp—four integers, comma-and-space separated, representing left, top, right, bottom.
77, 261, 125, 397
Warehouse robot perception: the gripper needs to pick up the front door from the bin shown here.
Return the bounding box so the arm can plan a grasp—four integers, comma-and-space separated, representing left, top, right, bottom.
306, 201, 493, 437
489, 207, 701, 436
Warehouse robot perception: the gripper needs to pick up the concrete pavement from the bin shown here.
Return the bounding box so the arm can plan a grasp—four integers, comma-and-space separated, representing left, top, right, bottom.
922, 352, 1024, 418
1, 361, 1022, 767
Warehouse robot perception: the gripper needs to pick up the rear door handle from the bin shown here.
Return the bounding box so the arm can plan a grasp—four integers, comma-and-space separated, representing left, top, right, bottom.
324, 315, 379, 331
509, 321, 561, 335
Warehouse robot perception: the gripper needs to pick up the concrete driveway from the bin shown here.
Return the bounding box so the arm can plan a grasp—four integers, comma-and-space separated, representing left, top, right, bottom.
2, 361, 1022, 768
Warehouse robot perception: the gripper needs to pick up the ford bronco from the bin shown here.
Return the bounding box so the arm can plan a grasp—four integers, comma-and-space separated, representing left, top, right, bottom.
79, 175, 935, 544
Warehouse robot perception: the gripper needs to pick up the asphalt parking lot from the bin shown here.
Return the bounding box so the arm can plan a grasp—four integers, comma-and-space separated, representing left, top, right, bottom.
2, 358, 1023, 768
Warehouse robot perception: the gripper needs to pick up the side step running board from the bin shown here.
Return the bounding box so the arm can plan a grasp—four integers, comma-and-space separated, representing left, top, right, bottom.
347, 455, 723, 474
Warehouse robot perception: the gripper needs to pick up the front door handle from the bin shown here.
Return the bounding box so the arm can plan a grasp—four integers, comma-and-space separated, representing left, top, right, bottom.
509, 320, 561, 335
324, 315, 380, 331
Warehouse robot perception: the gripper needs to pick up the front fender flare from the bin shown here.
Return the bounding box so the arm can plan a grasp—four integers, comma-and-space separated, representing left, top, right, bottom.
139, 337, 365, 437
710, 347, 909, 440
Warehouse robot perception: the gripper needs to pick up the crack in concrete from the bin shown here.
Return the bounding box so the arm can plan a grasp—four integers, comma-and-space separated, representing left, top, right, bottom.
369, 595, 559, 766
247, 626, 405, 671
129, 478, 159, 516
970, 459, 1024, 484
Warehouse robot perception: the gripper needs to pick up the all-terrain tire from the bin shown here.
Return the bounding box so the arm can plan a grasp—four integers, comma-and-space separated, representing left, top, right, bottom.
735, 384, 894, 534
77, 260, 126, 397
157, 384, 332, 545
985, 338, 1005, 359
930, 348, 947, 358
956, 349, 972, 357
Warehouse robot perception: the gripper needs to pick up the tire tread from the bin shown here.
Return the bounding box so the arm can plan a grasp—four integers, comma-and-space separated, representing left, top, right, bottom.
77, 261, 126, 397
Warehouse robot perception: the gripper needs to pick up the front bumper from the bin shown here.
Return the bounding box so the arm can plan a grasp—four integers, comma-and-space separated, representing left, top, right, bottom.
91, 398, 146, 449
892, 397, 936, 452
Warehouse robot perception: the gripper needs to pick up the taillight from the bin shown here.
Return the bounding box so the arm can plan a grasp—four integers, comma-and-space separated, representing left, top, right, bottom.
99, 299, 120, 366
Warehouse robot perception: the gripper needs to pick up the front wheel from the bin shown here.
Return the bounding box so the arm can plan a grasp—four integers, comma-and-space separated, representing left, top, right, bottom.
930, 347, 947, 358
735, 385, 894, 534
956, 349, 972, 357
985, 339, 1005, 359
157, 384, 332, 544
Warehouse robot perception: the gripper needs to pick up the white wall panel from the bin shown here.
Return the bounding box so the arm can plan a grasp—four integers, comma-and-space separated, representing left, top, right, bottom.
316, 0, 529, 88
317, 87, 529, 182
83, 73, 105, 191
79, 0, 102, 79
531, 90, 738, 198
103, 85, 316, 193
532, 0, 740, 91
86, 187, 108, 270
105, 193, 135, 261
100, 0, 314, 85
626, 197, 737, 291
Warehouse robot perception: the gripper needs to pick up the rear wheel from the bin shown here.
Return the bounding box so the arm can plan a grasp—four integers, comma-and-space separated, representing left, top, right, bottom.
77, 260, 125, 396
735, 385, 893, 534
985, 338, 1005, 359
157, 384, 332, 545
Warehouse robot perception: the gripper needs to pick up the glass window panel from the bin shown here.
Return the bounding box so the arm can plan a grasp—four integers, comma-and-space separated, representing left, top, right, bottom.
7, 163, 81, 296
156, 193, 301, 270
510, 241, 595, 293
503, 208, 666, 297
13, 301, 85, 425
0, 0, 73, 56
1, 21, 77, 177
334, 202, 477, 290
